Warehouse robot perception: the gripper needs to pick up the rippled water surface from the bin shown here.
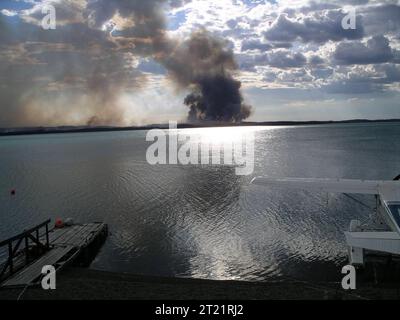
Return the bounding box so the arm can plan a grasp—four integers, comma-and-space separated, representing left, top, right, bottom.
1, 123, 399, 282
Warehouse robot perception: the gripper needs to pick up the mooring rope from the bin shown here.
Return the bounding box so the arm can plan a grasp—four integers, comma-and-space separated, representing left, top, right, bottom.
16, 283, 30, 301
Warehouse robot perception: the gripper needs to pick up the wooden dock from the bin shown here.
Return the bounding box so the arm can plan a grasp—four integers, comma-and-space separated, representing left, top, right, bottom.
0, 220, 108, 288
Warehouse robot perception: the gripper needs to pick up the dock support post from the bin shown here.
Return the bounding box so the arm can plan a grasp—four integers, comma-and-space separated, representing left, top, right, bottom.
8, 242, 13, 274
45, 223, 50, 249
25, 235, 29, 264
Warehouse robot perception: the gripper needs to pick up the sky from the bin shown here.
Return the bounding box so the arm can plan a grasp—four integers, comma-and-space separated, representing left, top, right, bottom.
0, 0, 399, 127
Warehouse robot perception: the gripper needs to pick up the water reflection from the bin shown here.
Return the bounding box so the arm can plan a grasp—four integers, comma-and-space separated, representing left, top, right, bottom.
1, 123, 399, 282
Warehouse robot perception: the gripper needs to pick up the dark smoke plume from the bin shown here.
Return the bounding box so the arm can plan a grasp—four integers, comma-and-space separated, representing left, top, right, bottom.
88, 1, 252, 123
158, 30, 252, 122
184, 75, 252, 122
0, 0, 252, 127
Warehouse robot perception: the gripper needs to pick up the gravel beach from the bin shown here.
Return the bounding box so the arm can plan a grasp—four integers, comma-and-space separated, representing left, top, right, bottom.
1, 268, 399, 300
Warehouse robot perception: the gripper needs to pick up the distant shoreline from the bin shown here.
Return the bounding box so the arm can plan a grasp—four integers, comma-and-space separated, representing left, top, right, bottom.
1, 119, 399, 137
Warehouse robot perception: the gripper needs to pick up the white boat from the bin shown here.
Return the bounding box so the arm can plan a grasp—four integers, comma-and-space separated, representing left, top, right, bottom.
251, 176, 400, 265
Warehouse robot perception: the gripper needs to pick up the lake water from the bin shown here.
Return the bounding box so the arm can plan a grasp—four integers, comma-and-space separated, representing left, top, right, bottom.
0, 123, 399, 282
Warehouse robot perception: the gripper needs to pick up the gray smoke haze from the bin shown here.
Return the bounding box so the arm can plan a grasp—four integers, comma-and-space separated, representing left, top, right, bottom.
0, 10, 146, 127
87, 0, 252, 123
0, 0, 251, 127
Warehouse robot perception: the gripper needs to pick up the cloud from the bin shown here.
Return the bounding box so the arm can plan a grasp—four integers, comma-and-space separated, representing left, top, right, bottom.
1, 9, 18, 17
18, 0, 86, 26
361, 4, 400, 35
309, 55, 325, 66
0, 0, 253, 126
1, 0, 400, 125
238, 49, 306, 70
333, 35, 395, 65
323, 63, 400, 94
264, 10, 364, 44
267, 50, 307, 69
241, 39, 272, 52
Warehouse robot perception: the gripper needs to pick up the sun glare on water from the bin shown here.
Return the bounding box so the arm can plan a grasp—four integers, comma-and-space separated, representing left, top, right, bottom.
180, 126, 266, 144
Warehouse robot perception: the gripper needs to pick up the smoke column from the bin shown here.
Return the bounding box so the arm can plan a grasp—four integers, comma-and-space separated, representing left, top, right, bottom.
88, 0, 252, 123
159, 30, 252, 122
0, 0, 252, 127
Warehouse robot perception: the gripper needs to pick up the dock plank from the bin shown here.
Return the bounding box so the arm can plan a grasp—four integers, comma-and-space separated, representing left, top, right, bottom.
48, 226, 73, 243
53, 224, 98, 247
51, 225, 82, 244
1, 245, 75, 287
1, 222, 107, 288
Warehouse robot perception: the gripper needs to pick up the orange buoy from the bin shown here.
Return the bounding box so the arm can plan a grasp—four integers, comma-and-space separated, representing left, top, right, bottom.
55, 218, 64, 229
